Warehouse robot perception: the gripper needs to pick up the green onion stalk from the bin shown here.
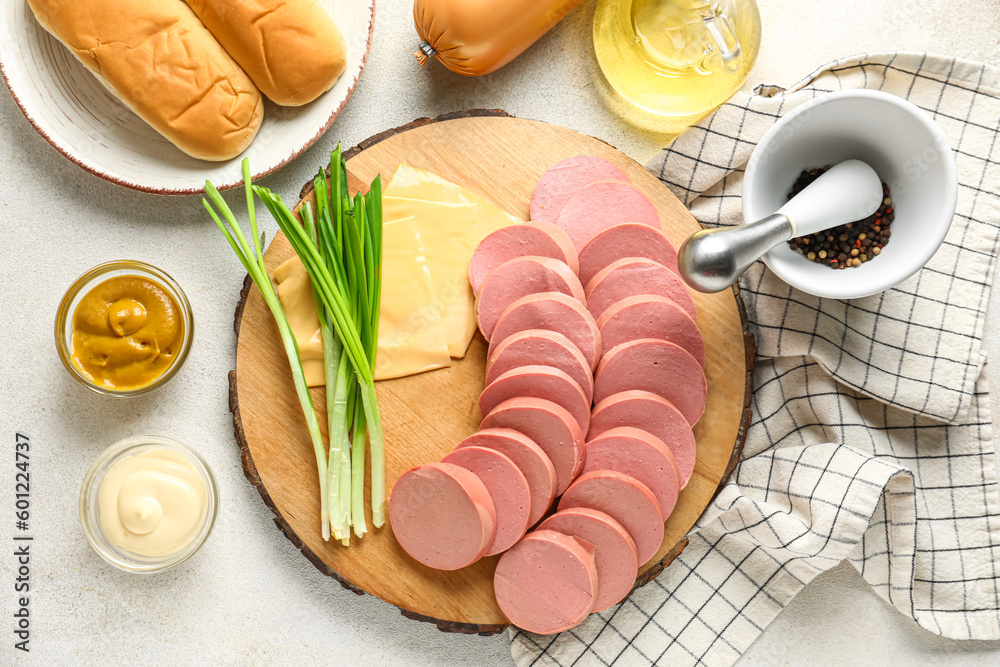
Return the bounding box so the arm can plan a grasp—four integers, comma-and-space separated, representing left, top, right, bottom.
252, 147, 386, 537
203, 160, 330, 541
301, 203, 352, 543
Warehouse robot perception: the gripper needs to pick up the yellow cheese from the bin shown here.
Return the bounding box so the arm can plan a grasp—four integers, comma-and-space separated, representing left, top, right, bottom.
383, 197, 480, 358
375, 215, 452, 380
386, 163, 523, 238
273, 216, 452, 383
273, 256, 326, 387
385, 164, 525, 358
273, 163, 523, 381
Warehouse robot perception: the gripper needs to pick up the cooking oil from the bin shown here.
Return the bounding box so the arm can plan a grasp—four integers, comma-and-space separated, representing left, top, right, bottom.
594, 0, 761, 133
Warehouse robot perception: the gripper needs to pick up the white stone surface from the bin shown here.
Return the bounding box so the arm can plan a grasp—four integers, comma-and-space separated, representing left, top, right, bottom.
2, 0, 1000, 664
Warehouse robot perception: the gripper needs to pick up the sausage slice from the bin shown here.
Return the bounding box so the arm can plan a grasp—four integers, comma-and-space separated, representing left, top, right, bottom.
442, 446, 532, 556
457, 428, 557, 526
590, 390, 697, 488
578, 223, 679, 287
469, 221, 579, 295
594, 339, 707, 426
585, 257, 697, 322
538, 508, 639, 612
475, 257, 585, 340
555, 181, 660, 251
389, 462, 496, 571
559, 470, 665, 565
480, 364, 591, 434
494, 530, 598, 634
486, 329, 594, 403
531, 156, 630, 223
490, 293, 602, 371
583, 427, 680, 518
481, 397, 585, 496
597, 294, 705, 366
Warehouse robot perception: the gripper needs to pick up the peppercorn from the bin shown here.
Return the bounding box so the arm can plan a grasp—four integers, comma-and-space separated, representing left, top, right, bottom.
784, 166, 893, 269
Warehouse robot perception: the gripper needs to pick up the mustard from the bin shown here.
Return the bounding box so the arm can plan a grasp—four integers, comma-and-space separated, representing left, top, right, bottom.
98, 448, 208, 557
71, 276, 183, 390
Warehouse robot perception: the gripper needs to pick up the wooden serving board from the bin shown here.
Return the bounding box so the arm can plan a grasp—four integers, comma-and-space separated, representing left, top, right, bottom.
230, 110, 754, 635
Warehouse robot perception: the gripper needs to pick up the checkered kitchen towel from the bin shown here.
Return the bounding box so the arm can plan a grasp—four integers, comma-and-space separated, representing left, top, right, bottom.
511, 53, 1000, 666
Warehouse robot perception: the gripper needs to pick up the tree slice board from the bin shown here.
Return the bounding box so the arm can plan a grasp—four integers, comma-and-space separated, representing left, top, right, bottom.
230, 110, 754, 636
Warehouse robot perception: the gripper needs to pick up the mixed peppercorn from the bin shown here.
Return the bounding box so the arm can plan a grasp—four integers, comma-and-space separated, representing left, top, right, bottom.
787, 167, 893, 269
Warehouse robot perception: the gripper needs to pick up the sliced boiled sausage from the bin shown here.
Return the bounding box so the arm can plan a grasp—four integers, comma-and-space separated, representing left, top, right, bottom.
538, 508, 638, 613
475, 257, 585, 340
597, 294, 705, 367
578, 223, 679, 286
494, 530, 598, 634
559, 470, 664, 565
531, 156, 630, 223
442, 446, 531, 556
481, 397, 585, 496
457, 428, 557, 526
585, 257, 697, 322
583, 427, 680, 519
480, 364, 591, 434
389, 462, 496, 571
489, 292, 602, 371
486, 329, 594, 403
594, 339, 707, 426
555, 181, 660, 252
590, 390, 697, 488
469, 221, 579, 294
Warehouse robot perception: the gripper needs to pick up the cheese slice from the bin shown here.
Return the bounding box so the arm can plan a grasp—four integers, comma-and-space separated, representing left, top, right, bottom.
273, 215, 452, 384
375, 215, 452, 380
273, 257, 326, 387
386, 163, 524, 238
383, 197, 480, 358
385, 164, 525, 357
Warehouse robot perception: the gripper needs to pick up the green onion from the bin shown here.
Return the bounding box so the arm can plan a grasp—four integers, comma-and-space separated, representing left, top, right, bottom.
204, 159, 330, 541
207, 151, 385, 543
251, 147, 387, 536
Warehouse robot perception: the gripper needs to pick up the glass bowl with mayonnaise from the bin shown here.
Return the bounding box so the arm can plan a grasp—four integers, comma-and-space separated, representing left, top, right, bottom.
55, 260, 194, 397
79, 435, 218, 572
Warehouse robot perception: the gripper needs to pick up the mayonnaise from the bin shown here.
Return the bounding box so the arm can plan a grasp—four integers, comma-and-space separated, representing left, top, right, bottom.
98, 448, 208, 557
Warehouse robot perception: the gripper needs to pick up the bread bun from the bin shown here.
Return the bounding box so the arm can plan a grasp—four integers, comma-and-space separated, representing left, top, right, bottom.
186, 0, 347, 107
27, 0, 263, 162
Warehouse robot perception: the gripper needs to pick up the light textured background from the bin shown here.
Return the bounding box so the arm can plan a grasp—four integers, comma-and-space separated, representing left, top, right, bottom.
3, 1, 1000, 664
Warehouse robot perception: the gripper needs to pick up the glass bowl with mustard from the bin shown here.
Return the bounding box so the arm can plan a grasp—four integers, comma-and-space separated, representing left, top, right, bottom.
55, 260, 193, 396
79, 435, 218, 572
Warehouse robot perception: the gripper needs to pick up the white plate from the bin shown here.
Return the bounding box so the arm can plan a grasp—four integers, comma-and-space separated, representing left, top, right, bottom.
0, 0, 375, 195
